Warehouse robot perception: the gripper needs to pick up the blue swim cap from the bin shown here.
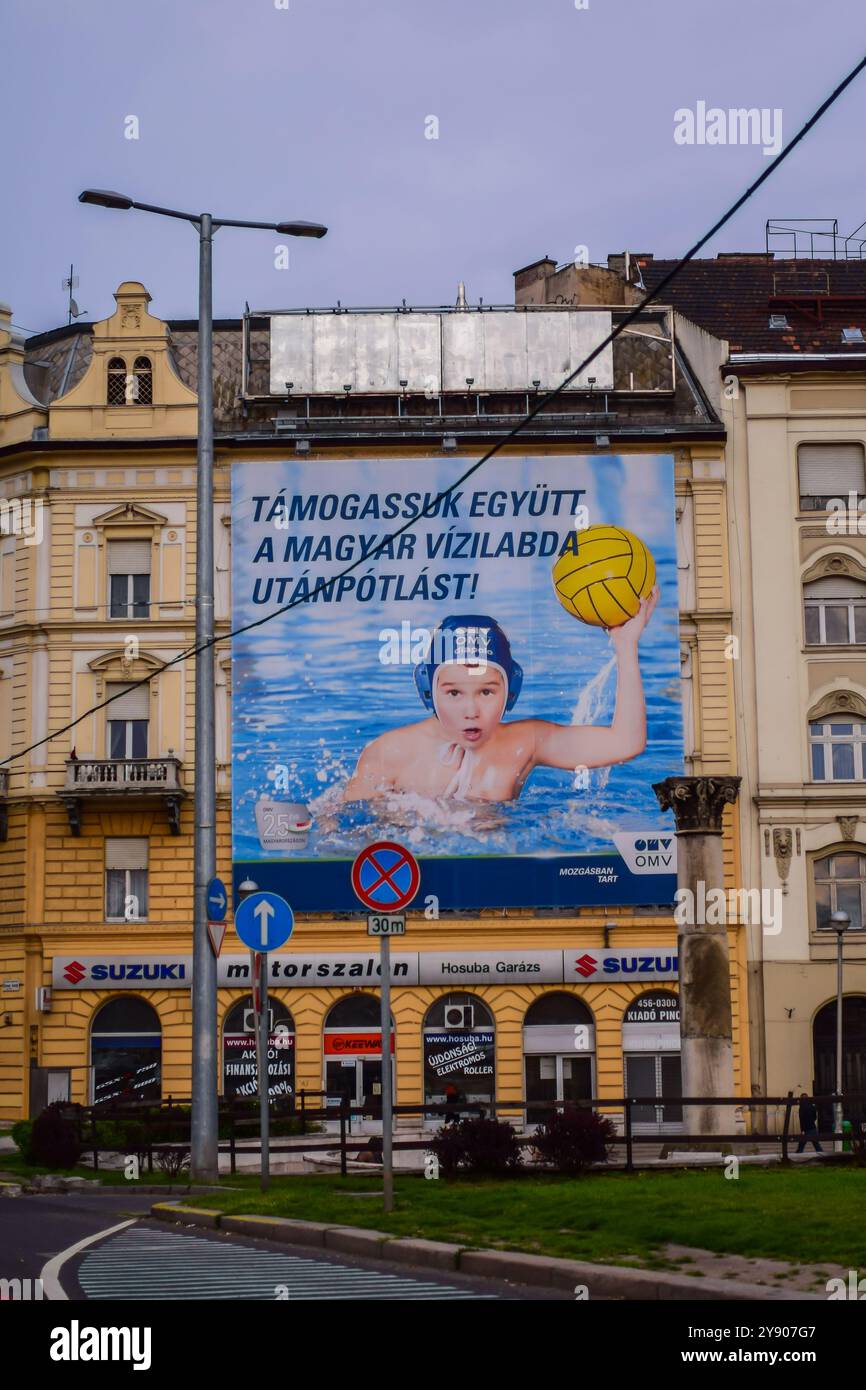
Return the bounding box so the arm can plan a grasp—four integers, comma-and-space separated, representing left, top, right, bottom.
413, 615, 523, 712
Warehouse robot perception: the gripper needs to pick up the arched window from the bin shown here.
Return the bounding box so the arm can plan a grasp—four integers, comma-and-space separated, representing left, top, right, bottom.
524, 993, 593, 1027
133, 356, 153, 406
523, 993, 594, 1119
323, 995, 394, 1111
107, 357, 128, 406
804, 575, 866, 645
423, 994, 495, 1108
222, 996, 294, 1099
813, 997, 866, 1126
813, 852, 866, 932
90, 997, 161, 1104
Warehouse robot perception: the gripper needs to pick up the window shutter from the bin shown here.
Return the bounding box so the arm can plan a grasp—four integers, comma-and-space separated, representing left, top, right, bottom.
798, 444, 866, 496
108, 540, 152, 574
106, 683, 149, 720
105, 838, 148, 870
804, 576, 866, 599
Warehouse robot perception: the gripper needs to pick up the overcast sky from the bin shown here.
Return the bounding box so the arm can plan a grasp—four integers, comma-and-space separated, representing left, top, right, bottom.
3, 0, 865, 334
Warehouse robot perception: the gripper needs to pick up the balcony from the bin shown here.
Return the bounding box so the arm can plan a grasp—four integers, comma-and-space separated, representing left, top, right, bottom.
0, 767, 7, 841
59, 757, 186, 836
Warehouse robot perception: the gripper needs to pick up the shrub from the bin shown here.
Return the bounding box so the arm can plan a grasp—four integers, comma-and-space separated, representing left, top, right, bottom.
154, 1146, 190, 1181
532, 1106, 617, 1173
430, 1116, 523, 1177
11, 1119, 33, 1162
29, 1103, 82, 1169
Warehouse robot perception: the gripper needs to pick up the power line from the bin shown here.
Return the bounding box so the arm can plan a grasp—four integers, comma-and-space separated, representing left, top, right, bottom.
2, 51, 865, 772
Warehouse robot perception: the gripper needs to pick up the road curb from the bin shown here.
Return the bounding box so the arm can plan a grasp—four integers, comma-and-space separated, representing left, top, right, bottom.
149, 1204, 822, 1300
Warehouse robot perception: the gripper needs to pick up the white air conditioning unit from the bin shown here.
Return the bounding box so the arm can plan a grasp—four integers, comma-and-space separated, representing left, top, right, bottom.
243, 1007, 273, 1034
444, 1004, 474, 1030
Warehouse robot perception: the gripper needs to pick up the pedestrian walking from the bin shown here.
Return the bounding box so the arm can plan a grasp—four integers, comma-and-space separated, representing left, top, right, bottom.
796, 1093, 824, 1153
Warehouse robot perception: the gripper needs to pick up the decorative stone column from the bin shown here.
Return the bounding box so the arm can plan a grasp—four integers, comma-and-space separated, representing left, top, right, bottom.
653, 775, 741, 1138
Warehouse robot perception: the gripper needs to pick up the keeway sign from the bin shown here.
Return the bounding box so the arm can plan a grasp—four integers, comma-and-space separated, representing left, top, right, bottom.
53, 948, 679, 989
324, 1032, 395, 1056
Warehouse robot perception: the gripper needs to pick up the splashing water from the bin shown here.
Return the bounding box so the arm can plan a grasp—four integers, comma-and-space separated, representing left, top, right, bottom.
571, 651, 617, 793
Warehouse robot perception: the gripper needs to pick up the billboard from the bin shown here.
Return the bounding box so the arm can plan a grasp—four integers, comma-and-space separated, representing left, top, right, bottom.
230, 454, 684, 910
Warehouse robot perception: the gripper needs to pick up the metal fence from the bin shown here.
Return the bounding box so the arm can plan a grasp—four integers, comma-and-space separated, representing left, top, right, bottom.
67, 1090, 866, 1178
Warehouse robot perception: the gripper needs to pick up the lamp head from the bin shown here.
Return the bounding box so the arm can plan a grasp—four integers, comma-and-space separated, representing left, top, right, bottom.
79, 189, 134, 210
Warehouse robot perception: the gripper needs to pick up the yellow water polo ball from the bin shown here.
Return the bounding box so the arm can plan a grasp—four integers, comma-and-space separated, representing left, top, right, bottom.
552, 524, 656, 627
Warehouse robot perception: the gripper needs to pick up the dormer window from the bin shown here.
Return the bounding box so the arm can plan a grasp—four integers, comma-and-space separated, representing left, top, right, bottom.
106, 355, 153, 405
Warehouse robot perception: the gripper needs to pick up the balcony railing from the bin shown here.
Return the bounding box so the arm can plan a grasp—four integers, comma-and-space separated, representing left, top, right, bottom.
60, 757, 185, 835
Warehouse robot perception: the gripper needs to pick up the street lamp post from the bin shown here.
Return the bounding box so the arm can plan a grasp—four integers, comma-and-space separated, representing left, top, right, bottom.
78, 192, 326, 1181
829, 909, 850, 1153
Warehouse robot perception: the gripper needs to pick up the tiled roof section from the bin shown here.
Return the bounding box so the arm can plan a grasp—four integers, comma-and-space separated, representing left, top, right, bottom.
639, 255, 866, 354
24, 331, 93, 403
167, 327, 246, 429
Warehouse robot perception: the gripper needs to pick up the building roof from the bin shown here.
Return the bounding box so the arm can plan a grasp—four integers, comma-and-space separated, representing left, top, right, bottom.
637, 253, 866, 356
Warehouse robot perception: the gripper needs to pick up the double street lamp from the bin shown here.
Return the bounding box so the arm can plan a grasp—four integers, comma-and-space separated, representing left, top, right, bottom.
79, 190, 327, 1181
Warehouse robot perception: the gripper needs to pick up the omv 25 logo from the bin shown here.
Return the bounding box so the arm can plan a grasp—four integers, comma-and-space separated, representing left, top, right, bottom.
613, 832, 677, 875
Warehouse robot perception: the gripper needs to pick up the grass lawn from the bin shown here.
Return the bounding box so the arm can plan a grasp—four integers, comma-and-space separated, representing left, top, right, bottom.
178, 1166, 866, 1269
0, 1150, 195, 1187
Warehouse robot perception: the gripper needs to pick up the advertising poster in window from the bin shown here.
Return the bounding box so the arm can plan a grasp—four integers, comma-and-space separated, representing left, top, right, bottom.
424, 1031, 496, 1104
230, 455, 684, 910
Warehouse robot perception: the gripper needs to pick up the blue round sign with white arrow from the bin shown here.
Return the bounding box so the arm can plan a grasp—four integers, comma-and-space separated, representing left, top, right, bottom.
206, 877, 228, 922
235, 891, 294, 953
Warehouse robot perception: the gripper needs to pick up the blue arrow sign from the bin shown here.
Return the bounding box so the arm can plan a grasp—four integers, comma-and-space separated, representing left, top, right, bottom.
206, 877, 228, 922
235, 891, 294, 953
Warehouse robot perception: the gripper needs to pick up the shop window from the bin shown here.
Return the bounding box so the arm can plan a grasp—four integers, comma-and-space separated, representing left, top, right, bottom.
622, 990, 682, 1131
222, 996, 294, 1100
323, 994, 394, 1112
107, 356, 128, 406
423, 993, 495, 1113
105, 837, 148, 921
798, 442, 866, 511
108, 539, 151, 620
804, 576, 866, 645
106, 682, 149, 759
133, 356, 153, 405
809, 718, 866, 781
523, 993, 594, 1123
813, 853, 866, 932
90, 996, 161, 1104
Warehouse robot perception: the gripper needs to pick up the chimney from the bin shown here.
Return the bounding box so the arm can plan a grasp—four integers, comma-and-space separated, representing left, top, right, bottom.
514, 257, 556, 305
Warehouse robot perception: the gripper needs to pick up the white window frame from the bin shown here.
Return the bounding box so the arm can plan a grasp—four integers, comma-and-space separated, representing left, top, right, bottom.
813, 852, 866, 933
809, 718, 866, 782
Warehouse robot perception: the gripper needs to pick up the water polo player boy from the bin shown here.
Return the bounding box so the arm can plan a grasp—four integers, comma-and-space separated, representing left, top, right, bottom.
342, 596, 658, 803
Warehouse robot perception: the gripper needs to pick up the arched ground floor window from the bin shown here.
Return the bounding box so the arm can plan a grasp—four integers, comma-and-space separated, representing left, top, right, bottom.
222, 995, 295, 1099
90, 997, 161, 1105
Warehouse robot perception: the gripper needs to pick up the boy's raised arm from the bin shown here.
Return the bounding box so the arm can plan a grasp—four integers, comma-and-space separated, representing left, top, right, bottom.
533, 588, 658, 773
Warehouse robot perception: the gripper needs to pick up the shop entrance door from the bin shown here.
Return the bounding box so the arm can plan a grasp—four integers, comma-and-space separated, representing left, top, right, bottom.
525, 1054, 593, 1125
624, 1053, 683, 1133
325, 1056, 393, 1116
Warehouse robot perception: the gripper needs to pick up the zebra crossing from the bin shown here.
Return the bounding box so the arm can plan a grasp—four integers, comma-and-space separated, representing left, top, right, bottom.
76, 1224, 496, 1300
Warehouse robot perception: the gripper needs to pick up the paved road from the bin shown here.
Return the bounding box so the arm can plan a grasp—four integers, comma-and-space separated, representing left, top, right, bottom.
2, 1193, 567, 1300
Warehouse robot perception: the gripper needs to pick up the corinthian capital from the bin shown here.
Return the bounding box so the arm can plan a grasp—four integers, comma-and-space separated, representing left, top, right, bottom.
652, 775, 741, 834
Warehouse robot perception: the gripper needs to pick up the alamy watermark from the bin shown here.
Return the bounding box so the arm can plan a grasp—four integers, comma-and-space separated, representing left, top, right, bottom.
674, 102, 783, 157
825, 493, 866, 535
0, 497, 43, 546
675, 881, 783, 935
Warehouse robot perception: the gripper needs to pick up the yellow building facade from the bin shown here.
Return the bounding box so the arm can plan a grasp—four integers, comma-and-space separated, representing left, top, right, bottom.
0, 281, 746, 1126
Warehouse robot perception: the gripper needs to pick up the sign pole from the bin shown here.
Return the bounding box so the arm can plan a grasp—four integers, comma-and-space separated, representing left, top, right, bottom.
380, 933, 393, 1213
259, 950, 270, 1193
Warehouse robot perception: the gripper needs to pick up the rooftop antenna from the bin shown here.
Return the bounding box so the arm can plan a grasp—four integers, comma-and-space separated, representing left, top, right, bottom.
62, 264, 87, 324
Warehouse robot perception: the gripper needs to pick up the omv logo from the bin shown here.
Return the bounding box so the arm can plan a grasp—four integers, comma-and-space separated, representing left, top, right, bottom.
613, 832, 677, 875
63, 960, 86, 985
